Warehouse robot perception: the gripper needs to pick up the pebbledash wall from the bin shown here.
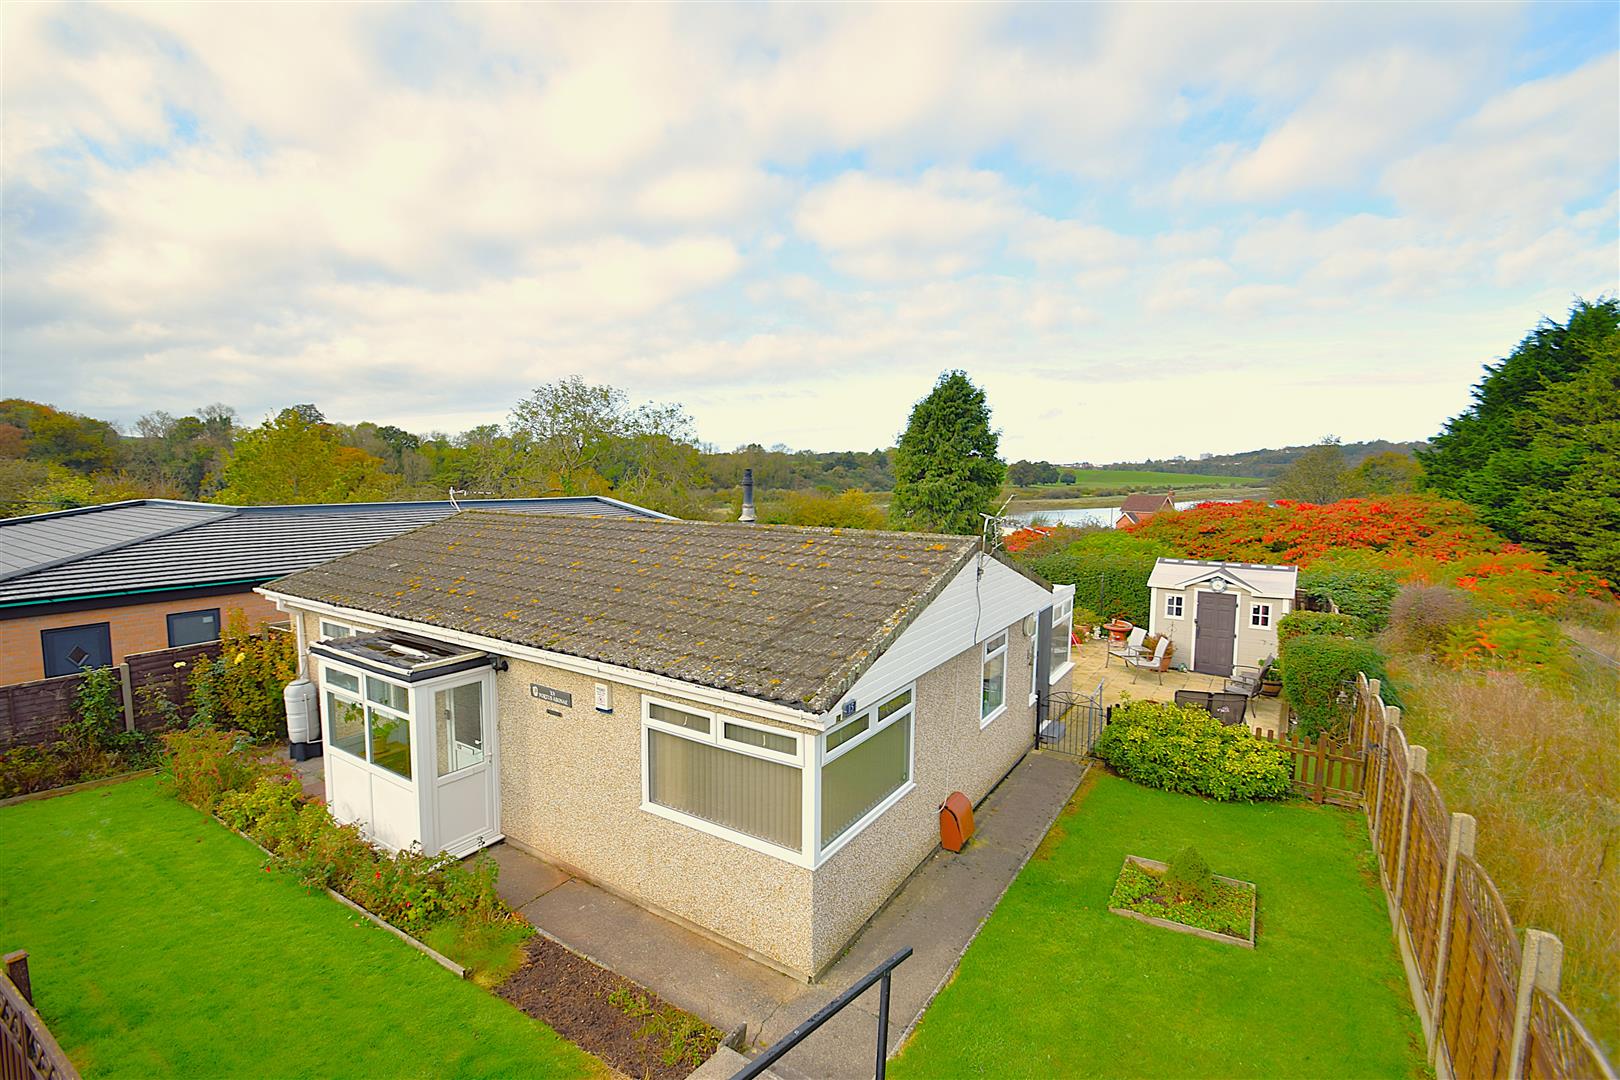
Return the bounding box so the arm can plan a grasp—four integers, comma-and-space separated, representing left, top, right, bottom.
295, 607, 1065, 979
0, 590, 283, 685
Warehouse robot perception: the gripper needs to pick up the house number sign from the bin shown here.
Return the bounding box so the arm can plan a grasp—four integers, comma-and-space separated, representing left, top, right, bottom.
530, 684, 573, 708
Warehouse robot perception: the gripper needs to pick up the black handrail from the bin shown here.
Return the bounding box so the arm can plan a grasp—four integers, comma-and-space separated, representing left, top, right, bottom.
731, 947, 913, 1080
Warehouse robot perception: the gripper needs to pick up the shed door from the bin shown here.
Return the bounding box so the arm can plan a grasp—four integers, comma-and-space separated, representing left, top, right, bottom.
1194, 593, 1237, 676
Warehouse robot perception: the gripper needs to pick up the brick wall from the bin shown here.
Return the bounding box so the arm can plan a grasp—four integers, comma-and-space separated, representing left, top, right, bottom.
0, 589, 283, 686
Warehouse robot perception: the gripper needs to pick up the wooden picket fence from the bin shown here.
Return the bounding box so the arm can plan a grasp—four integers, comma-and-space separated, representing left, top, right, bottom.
1350, 674, 1614, 1080
1, 952, 78, 1080
1252, 728, 1367, 806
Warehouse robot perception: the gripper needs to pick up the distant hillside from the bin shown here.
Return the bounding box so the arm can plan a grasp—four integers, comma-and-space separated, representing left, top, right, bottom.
1093, 440, 1428, 480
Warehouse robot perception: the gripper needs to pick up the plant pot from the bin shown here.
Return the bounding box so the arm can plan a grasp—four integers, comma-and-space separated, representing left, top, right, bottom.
1260, 681, 1282, 697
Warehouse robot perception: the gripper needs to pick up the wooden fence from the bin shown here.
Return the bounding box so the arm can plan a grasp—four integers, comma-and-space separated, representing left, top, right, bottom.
0, 641, 222, 750
1350, 674, 1614, 1080
1253, 729, 1367, 806
1, 952, 78, 1080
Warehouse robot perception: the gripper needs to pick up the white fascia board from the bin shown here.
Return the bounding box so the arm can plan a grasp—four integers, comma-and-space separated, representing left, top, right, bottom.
257, 588, 828, 732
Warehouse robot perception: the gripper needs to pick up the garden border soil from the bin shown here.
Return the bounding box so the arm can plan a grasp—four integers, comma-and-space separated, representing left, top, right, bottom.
1108, 855, 1258, 948
498, 933, 721, 1080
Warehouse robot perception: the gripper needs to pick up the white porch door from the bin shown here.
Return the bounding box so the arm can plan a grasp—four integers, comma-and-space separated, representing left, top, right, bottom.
428, 679, 499, 857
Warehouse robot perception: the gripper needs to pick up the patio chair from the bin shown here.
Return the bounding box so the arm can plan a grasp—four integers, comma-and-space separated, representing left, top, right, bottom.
1209, 691, 1250, 726
1174, 690, 1213, 711
1126, 637, 1172, 683
1225, 665, 1262, 696
1107, 626, 1146, 666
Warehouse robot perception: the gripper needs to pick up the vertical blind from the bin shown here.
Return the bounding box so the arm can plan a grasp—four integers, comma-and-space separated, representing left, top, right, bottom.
821, 715, 911, 848
647, 729, 803, 851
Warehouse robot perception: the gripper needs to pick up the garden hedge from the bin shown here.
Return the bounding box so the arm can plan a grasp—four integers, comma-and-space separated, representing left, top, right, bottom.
1279, 634, 1393, 737
1276, 610, 1362, 644
1297, 557, 1401, 632
1024, 532, 1175, 627
1093, 700, 1291, 801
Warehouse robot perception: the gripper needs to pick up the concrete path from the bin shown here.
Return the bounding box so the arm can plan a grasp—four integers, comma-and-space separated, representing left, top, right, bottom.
491, 750, 1084, 1080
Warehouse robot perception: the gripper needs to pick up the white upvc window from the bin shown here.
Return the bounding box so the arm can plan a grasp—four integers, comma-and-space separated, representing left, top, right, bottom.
1165, 594, 1184, 619
321, 663, 412, 780
1251, 603, 1272, 628
819, 687, 915, 857
642, 697, 806, 856
320, 620, 354, 640
1050, 599, 1074, 683
981, 630, 1008, 726
1028, 627, 1039, 707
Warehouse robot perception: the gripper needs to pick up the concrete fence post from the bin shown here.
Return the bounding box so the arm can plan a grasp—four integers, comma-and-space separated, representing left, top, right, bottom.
1393, 742, 1425, 910
1371, 702, 1398, 848
118, 662, 136, 734
1427, 812, 1477, 1066
1509, 929, 1563, 1080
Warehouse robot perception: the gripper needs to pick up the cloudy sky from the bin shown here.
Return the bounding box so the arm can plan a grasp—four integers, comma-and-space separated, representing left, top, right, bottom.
3, 2, 1616, 462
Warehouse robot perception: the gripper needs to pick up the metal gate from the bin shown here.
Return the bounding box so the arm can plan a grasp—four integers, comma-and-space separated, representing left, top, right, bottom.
1039, 680, 1107, 757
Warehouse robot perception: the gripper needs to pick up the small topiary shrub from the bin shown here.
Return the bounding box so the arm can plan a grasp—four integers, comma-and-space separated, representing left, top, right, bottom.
1093, 700, 1291, 801
1164, 846, 1215, 904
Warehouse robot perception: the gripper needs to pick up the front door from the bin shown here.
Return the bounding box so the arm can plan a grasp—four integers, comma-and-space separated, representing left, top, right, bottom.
1194, 592, 1237, 676
428, 678, 499, 857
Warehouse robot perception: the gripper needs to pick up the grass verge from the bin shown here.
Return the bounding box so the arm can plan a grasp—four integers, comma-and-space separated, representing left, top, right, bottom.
0, 777, 600, 1078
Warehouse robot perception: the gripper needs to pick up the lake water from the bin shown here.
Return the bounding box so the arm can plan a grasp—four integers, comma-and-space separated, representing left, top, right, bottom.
1009, 499, 1236, 529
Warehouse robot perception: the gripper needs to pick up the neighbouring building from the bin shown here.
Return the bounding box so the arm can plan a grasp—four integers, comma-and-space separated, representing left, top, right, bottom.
1145, 558, 1298, 677
1115, 491, 1177, 527
258, 511, 1076, 980
0, 496, 664, 686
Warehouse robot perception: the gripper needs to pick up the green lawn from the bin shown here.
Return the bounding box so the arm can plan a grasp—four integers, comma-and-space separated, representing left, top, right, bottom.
0, 778, 599, 1079
892, 772, 1428, 1080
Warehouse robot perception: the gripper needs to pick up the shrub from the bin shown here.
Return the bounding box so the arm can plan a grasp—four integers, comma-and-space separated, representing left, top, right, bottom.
1277, 610, 1362, 644
0, 668, 162, 798
187, 616, 298, 741
1298, 555, 1402, 632
1164, 846, 1215, 904
1440, 613, 1573, 678
1093, 700, 1291, 801
1388, 585, 1478, 656
1280, 634, 1393, 738
158, 728, 285, 811
1024, 531, 1176, 626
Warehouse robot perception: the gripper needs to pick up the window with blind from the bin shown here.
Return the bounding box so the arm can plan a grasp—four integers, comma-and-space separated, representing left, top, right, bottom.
820, 687, 914, 850
643, 698, 804, 853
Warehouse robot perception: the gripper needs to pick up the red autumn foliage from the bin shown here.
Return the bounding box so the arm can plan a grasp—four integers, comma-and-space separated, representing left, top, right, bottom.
1002, 527, 1053, 554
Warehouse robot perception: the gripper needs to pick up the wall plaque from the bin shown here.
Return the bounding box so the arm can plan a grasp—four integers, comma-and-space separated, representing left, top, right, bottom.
530, 684, 573, 708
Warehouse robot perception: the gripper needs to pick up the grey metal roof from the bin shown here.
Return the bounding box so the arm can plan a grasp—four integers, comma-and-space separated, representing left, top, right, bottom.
0, 500, 231, 580
264, 511, 981, 714
0, 497, 664, 609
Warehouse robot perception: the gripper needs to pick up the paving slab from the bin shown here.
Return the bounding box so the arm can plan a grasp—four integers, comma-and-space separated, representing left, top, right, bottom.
489, 843, 569, 909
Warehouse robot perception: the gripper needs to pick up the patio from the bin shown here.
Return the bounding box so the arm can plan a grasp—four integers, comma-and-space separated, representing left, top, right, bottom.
1067, 635, 1287, 734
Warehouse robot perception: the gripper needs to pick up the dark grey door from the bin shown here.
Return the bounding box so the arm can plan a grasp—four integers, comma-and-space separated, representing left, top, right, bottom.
1194, 593, 1237, 676
41, 622, 113, 678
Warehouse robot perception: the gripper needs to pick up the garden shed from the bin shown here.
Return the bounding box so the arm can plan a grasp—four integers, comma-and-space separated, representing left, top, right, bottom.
1146, 558, 1297, 677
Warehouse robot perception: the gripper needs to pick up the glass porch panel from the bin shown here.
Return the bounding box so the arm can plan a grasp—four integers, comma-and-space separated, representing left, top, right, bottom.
326, 693, 366, 758
821, 715, 911, 848
366, 676, 408, 714
434, 682, 484, 776
647, 729, 801, 851
368, 707, 412, 780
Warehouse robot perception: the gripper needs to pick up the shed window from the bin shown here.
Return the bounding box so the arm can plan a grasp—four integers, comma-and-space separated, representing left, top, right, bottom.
1165, 595, 1184, 618
982, 631, 1008, 723
1251, 604, 1272, 628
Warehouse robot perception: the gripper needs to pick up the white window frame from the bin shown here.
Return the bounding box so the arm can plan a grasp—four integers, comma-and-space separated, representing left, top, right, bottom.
816, 684, 917, 864
1251, 603, 1272, 628
1028, 629, 1039, 707
319, 661, 413, 780
640, 695, 810, 864
1050, 599, 1074, 685
318, 620, 373, 641
980, 630, 1009, 728
1165, 594, 1184, 619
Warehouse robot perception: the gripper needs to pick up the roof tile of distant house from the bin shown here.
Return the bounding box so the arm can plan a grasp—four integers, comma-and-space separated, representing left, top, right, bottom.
263, 511, 985, 714
1118, 492, 1174, 514
0, 497, 664, 608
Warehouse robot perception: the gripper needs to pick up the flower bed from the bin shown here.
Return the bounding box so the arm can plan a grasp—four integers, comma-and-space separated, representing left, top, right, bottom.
1108, 855, 1257, 948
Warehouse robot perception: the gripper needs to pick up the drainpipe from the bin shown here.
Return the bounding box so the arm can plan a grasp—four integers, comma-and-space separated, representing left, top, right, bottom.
740, 468, 757, 523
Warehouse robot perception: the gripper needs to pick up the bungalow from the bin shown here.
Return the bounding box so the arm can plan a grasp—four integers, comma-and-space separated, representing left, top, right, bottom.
1146, 558, 1298, 677
258, 511, 1076, 980
0, 496, 663, 686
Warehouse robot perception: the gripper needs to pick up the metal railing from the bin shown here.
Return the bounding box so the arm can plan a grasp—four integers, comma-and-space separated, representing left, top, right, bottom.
732, 947, 912, 1080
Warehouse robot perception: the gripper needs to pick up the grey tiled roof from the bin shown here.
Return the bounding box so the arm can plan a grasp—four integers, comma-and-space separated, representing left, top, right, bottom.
0, 497, 662, 608
264, 511, 981, 714
0, 501, 230, 580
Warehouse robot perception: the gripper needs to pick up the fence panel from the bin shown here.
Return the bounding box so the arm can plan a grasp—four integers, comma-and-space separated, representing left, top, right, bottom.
1524, 988, 1618, 1080
1400, 773, 1449, 1003
0, 674, 106, 750
1376, 725, 1410, 886
123, 642, 220, 732
1440, 855, 1521, 1080
1252, 731, 1366, 806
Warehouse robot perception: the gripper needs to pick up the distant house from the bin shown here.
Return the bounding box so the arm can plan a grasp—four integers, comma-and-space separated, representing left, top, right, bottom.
259, 511, 1076, 980
1146, 558, 1297, 677
0, 496, 664, 685
1116, 491, 1176, 527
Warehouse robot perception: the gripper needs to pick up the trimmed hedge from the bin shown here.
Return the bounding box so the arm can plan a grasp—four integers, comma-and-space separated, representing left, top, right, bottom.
1276, 610, 1362, 644
1093, 700, 1292, 801
1279, 634, 1392, 738
1024, 532, 1175, 627
1297, 557, 1401, 632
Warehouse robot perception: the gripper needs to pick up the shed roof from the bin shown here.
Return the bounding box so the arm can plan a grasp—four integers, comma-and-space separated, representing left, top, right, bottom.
263, 511, 987, 715
1146, 557, 1298, 600
0, 497, 664, 609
